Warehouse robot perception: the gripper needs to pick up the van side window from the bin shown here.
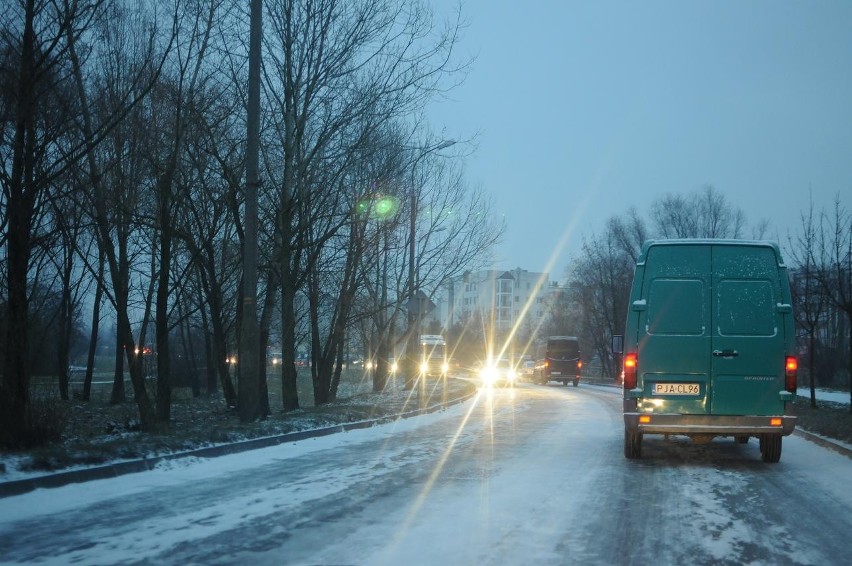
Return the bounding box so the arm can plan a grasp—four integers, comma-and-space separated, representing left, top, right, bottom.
648, 279, 705, 335
717, 280, 775, 336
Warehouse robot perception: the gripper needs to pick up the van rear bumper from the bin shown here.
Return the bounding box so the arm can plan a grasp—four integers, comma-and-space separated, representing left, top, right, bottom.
624, 413, 797, 436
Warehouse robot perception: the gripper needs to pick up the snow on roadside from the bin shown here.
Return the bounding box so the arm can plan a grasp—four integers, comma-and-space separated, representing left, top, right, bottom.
797, 387, 850, 405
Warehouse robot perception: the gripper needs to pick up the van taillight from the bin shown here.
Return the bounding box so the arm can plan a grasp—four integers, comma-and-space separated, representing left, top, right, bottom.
785, 356, 797, 393
623, 353, 638, 389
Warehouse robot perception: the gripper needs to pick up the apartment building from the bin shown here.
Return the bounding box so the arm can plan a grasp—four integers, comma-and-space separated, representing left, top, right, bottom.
435, 268, 562, 331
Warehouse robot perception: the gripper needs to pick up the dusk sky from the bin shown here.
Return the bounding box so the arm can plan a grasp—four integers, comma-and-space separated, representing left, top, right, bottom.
428, 1, 852, 278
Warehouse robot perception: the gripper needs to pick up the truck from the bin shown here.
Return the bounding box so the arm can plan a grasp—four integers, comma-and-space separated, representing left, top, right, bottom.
419, 334, 449, 377
614, 240, 797, 462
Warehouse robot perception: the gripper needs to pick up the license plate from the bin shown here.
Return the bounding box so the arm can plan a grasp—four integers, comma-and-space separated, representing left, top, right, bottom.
551, 371, 562, 376
653, 383, 700, 395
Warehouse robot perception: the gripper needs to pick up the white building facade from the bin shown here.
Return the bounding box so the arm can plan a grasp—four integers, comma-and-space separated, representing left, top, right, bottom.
435, 268, 562, 332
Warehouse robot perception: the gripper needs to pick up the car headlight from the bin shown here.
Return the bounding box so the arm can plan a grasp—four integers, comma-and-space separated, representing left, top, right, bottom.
479, 366, 496, 385
420, 362, 429, 373
441, 363, 449, 373
507, 369, 516, 381
391, 362, 398, 372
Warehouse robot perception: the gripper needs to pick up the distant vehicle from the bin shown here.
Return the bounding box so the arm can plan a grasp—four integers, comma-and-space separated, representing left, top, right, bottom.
521, 360, 535, 377
615, 239, 797, 462
479, 358, 517, 387
419, 334, 449, 377
535, 336, 581, 386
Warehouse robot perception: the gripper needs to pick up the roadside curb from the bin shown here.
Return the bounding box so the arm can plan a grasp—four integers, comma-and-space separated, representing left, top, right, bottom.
0, 390, 476, 499
794, 428, 852, 458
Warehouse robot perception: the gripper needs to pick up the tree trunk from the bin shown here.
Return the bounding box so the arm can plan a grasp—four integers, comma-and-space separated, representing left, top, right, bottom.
847, 310, 852, 413
110, 329, 126, 404
57, 256, 73, 401
808, 332, 817, 408
257, 269, 280, 417
199, 253, 237, 405
156, 174, 174, 423
280, 277, 300, 411
83, 249, 105, 401
1, 0, 37, 448
119, 313, 158, 432
197, 293, 217, 395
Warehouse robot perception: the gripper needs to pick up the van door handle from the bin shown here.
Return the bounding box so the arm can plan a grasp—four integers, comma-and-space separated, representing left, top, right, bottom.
712, 349, 739, 358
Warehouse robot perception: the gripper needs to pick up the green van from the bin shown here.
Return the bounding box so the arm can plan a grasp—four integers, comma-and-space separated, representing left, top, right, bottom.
615, 240, 797, 463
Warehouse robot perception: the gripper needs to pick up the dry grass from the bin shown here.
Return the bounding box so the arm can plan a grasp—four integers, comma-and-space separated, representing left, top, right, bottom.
792, 396, 852, 445
3, 372, 475, 476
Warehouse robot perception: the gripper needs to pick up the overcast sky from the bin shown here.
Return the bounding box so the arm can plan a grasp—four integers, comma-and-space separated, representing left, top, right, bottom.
428, 1, 852, 278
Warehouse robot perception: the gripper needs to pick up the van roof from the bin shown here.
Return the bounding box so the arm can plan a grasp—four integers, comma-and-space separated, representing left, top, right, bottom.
638, 239, 785, 266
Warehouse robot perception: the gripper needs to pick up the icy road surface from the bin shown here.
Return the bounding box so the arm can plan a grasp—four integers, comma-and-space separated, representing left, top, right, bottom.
1, 383, 850, 565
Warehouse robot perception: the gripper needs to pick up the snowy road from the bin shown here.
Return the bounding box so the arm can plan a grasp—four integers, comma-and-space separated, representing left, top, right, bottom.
1, 382, 850, 565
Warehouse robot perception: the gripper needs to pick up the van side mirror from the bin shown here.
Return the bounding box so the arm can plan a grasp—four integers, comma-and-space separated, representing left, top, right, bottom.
611, 335, 623, 354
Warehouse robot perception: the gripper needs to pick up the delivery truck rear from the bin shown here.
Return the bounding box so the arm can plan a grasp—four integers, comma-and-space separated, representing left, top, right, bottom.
616, 240, 797, 463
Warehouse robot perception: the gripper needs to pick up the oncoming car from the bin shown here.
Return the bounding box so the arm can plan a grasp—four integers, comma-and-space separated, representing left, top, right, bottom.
479, 359, 517, 387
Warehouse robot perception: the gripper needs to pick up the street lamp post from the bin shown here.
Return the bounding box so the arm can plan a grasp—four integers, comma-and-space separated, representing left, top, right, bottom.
403, 140, 455, 395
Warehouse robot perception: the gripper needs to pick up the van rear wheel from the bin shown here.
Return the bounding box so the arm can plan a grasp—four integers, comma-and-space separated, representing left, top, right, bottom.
624, 429, 642, 459
760, 434, 782, 463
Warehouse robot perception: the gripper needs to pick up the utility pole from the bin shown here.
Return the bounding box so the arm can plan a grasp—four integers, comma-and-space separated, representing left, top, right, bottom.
239, 0, 263, 422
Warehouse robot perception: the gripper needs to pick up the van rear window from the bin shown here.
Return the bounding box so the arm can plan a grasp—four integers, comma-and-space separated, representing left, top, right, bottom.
648, 279, 705, 335
547, 339, 579, 357
717, 280, 776, 336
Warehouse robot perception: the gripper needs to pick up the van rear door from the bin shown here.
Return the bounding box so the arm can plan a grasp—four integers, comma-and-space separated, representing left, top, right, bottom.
709, 245, 787, 416
637, 244, 711, 415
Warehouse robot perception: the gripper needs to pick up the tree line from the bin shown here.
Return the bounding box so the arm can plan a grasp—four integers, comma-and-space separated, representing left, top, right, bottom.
539, 186, 852, 411
0, 0, 503, 448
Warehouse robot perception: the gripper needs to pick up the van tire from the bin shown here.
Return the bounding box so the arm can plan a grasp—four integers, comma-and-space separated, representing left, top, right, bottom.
625, 429, 642, 459
572, 379, 579, 387
760, 434, 782, 463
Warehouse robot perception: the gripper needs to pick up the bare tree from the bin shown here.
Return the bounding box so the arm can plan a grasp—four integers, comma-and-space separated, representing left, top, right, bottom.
568, 222, 634, 379
651, 185, 746, 240
696, 184, 745, 238
607, 207, 648, 263
651, 194, 697, 239
788, 194, 829, 408
817, 195, 852, 411
65, 1, 175, 431
258, 0, 469, 409
0, 0, 169, 443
